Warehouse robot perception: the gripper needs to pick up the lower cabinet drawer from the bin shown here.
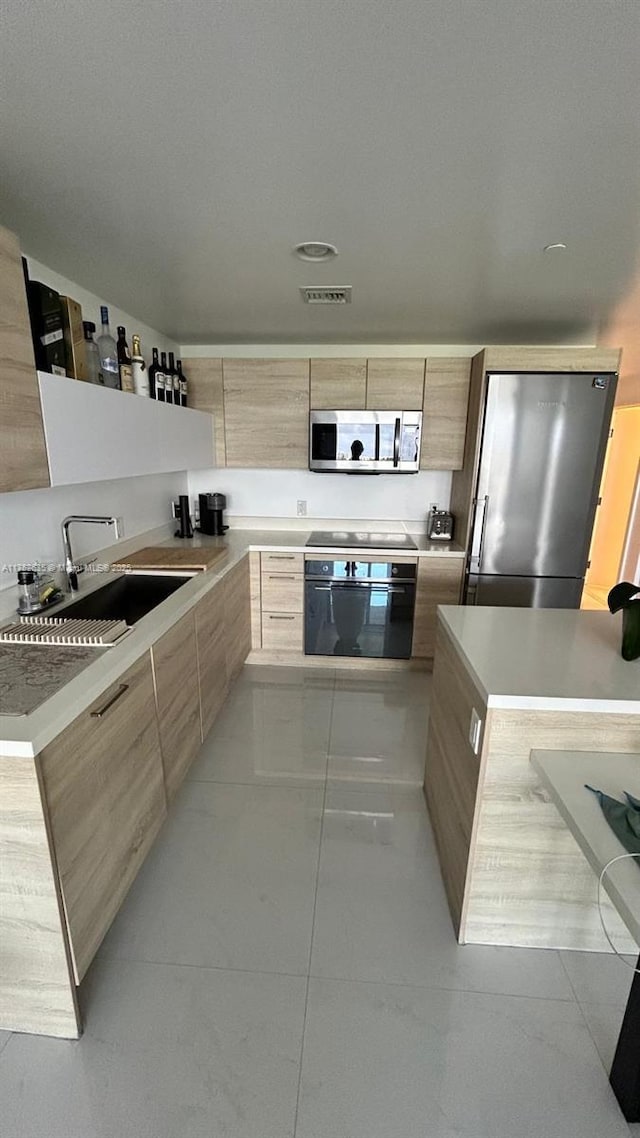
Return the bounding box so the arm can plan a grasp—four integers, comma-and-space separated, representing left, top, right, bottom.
261, 611, 304, 650
260, 571, 304, 613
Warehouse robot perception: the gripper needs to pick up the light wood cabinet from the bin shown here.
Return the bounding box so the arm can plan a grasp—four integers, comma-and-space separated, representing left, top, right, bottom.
421, 357, 472, 471
411, 557, 464, 658
0, 224, 49, 491
260, 571, 304, 613
181, 357, 226, 465
39, 653, 166, 981
195, 580, 229, 739
366, 358, 425, 410
310, 358, 366, 408
261, 612, 304, 650
223, 359, 310, 468
223, 556, 252, 680
261, 551, 304, 573
151, 613, 202, 802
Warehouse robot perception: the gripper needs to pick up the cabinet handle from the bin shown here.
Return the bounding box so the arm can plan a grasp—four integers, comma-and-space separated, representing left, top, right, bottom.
267, 555, 296, 560
90, 683, 129, 718
267, 574, 296, 580
268, 614, 295, 621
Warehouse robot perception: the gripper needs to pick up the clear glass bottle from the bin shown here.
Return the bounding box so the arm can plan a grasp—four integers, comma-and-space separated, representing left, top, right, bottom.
83, 321, 103, 384
131, 334, 148, 396
97, 306, 120, 389
117, 326, 134, 392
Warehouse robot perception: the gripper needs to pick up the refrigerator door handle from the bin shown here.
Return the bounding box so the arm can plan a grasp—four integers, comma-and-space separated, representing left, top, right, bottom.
470, 495, 489, 571
393, 417, 401, 468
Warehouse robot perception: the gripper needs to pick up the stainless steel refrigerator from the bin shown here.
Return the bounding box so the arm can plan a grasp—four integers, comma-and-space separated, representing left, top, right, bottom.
465, 371, 617, 608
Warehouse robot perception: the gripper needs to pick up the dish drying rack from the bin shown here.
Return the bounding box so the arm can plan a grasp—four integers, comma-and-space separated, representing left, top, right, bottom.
0, 615, 130, 647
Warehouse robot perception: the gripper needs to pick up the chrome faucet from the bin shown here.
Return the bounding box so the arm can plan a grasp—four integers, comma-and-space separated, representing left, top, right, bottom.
61, 515, 122, 592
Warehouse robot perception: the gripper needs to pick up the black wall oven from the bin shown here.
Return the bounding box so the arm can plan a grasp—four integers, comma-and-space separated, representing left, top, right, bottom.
305, 559, 417, 659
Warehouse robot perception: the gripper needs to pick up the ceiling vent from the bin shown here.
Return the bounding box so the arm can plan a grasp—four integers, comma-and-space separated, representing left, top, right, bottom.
300, 286, 352, 305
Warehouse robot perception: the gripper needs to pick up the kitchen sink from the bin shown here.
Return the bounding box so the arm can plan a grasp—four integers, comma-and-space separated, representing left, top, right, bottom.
58, 573, 192, 625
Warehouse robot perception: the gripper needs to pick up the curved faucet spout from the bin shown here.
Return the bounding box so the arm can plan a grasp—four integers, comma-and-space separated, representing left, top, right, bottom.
61, 515, 123, 592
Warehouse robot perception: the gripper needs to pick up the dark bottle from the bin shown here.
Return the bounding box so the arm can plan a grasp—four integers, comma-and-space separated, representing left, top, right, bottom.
158, 352, 168, 403
148, 347, 160, 399
177, 359, 188, 407
167, 351, 180, 406
116, 326, 134, 393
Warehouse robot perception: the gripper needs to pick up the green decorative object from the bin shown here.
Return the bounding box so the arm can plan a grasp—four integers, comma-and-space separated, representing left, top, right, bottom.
608, 581, 640, 662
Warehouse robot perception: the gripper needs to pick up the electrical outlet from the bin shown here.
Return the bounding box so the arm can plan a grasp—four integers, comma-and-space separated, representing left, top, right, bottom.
297, 499, 307, 517
469, 708, 483, 754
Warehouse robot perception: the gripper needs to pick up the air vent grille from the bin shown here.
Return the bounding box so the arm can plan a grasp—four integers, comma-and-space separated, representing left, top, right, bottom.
300, 286, 352, 305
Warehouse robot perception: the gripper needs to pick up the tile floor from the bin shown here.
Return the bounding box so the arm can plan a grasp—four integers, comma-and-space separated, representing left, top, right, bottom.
0, 664, 637, 1137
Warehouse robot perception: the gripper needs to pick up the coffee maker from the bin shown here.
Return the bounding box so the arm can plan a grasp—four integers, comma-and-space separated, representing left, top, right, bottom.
198, 492, 229, 536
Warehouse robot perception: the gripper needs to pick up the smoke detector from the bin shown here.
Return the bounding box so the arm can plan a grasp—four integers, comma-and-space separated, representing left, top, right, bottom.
300, 286, 352, 305
294, 241, 338, 262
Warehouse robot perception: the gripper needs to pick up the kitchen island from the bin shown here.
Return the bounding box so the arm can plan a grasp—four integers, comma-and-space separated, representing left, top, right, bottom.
424, 606, 640, 953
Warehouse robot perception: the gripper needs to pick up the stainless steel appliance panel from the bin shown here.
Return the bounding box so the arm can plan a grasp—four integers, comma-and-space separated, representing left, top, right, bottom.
467, 573, 584, 609
470, 372, 616, 578
309, 409, 422, 473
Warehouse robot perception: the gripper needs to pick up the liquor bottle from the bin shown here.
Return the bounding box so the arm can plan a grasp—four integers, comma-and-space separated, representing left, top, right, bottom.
97, 306, 119, 388
158, 351, 168, 403
168, 351, 180, 407
83, 321, 103, 385
117, 326, 134, 392
148, 347, 160, 399
131, 334, 148, 396
177, 359, 188, 407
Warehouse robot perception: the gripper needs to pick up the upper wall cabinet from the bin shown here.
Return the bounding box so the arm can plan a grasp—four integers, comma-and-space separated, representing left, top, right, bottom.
183, 357, 226, 466
310, 358, 367, 408
223, 359, 310, 468
366, 358, 425, 410
420, 357, 472, 471
38, 373, 215, 486
0, 225, 50, 491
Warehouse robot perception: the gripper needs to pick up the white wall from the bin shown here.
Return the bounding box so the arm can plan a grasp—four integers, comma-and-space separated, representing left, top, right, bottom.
26, 255, 179, 364
0, 472, 186, 592
188, 468, 451, 528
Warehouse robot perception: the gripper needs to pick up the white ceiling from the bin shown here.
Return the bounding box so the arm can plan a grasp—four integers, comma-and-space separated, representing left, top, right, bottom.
1, 0, 639, 344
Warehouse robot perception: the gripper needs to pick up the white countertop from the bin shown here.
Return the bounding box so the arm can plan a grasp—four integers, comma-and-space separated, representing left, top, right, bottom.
0, 524, 464, 757
531, 749, 640, 947
439, 606, 640, 714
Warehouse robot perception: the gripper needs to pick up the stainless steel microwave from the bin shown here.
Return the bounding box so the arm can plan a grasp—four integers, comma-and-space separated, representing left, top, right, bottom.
309, 410, 423, 473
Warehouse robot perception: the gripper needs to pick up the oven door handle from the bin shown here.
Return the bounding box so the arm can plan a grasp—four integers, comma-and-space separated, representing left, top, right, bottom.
393, 416, 401, 468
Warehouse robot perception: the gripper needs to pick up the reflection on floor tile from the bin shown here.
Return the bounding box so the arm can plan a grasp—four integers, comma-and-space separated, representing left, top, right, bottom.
99, 782, 323, 974
327, 680, 428, 786
296, 978, 629, 1138
0, 960, 306, 1138
312, 786, 574, 998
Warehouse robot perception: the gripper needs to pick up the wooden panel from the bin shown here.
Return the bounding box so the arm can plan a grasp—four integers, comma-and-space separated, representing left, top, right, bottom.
261, 612, 304, 651
0, 226, 50, 491
223, 359, 309, 468
310, 358, 366, 408
482, 346, 621, 374
423, 625, 487, 933
261, 552, 304, 573
0, 755, 79, 1037
40, 653, 166, 981
249, 551, 262, 650
464, 706, 640, 952
449, 350, 487, 553
195, 583, 229, 740
260, 571, 304, 613
366, 358, 425, 410
223, 555, 252, 681
421, 357, 472, 470
182, 357, 226, 465
152, 613, 202, 801
112, 544, 228, 572
411, 557, 464, 658
247, 649, 425, 670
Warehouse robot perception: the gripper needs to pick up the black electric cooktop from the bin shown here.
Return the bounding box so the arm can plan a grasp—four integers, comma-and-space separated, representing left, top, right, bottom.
305, 531, 417, 551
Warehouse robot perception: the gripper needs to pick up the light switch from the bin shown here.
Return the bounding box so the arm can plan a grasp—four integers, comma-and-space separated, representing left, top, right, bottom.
469, 708, 483, 754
